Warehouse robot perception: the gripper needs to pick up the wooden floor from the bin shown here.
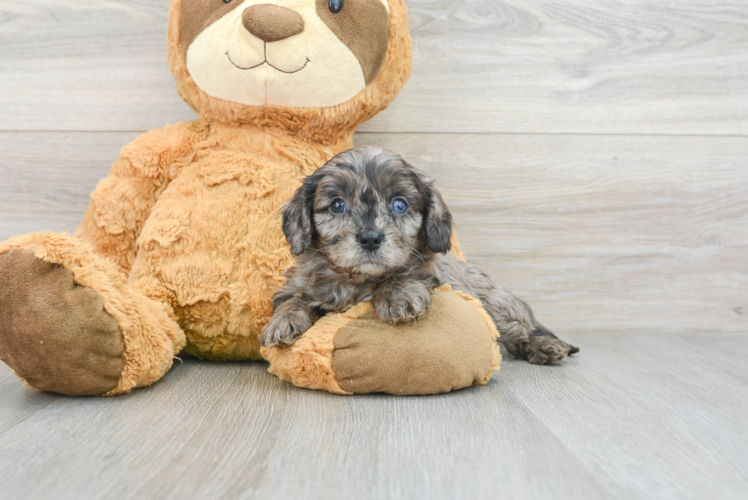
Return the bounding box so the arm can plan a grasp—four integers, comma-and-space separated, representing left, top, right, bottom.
1, 1, 748, 498
0, 332, 746, 499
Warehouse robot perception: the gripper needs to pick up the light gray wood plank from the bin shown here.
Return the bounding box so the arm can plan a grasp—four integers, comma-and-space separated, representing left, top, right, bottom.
1, 131, 746, 335
0, 131, 139, 237
500, 332, 748, 499
1, 1, 748, 134
394, 0, 748, 135
0, 359, 614, 500
0, 0, 187, 132
248, 376, 613, 500
1, 333, 747, 499
0, 361, 291, 500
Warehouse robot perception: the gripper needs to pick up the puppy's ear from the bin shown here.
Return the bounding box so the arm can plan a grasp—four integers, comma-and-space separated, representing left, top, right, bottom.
282, 169, 326, 256
407, 163, 453, 254
424, 184, 453, 254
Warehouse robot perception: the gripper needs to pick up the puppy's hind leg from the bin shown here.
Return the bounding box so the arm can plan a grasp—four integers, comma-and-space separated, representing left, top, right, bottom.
524, 320, 580, 365
434, 254, 578, 364
483, 285, 579, 365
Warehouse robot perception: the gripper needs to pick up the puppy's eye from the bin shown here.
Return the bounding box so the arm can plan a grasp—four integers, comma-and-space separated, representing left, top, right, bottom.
329, 0, 343, 14
392, 198, 408, 215
330, 198, 347, 215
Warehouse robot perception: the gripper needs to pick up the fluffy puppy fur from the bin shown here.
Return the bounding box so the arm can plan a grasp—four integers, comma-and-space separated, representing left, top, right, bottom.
261, 147, 579, 365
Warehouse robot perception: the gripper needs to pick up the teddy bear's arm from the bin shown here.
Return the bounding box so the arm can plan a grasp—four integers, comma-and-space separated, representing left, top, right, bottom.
74, 121, 206, 272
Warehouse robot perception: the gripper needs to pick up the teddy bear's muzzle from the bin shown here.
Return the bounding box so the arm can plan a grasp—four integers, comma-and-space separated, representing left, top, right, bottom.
242, 4, 305, 43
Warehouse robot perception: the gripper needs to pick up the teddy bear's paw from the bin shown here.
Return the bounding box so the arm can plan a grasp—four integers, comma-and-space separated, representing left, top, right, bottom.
522, 336, 579, 365
0, 249, 125, 396
260, 310, 313, 348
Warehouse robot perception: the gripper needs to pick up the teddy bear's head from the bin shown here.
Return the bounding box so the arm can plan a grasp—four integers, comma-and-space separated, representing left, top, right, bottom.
167, 0, 412, 140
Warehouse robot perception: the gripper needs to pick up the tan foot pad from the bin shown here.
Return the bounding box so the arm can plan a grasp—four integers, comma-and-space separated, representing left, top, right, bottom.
0, 249, 124, 396
262, 289, 501, 396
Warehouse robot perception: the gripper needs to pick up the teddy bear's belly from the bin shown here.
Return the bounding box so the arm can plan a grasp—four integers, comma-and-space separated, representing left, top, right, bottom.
130, 155, 303, 360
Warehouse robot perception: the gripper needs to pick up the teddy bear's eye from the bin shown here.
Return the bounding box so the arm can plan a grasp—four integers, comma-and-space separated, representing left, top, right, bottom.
329, 0, 343, 14
223, 0, 231, 4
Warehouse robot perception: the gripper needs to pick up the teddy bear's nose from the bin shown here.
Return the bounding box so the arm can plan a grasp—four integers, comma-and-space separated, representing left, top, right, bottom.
242, 4, 305, 43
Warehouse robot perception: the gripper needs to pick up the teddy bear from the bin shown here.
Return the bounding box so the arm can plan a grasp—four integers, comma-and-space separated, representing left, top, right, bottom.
0, 0, 502, 397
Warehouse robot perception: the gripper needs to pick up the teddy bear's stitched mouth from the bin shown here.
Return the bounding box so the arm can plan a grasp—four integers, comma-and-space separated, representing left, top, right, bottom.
226, 50, 310, 75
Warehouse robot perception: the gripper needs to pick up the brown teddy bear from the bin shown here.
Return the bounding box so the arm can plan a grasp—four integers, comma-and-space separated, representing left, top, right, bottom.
0, 0, 501, 397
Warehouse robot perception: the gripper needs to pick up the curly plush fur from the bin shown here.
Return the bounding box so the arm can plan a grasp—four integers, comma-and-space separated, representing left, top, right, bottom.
0, 0, 413, 395
0, 0, 573, 398
262, 147, 579, 364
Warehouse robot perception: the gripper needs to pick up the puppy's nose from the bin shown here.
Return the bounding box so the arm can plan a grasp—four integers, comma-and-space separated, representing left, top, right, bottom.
359, 232, 383, 251
242, 4, 305, 43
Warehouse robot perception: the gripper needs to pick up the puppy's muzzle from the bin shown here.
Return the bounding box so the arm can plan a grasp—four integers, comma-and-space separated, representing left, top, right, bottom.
358, 231, 383, 252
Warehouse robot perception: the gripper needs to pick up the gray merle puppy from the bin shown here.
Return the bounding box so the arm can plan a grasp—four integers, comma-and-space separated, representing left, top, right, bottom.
260, 146, 579, 364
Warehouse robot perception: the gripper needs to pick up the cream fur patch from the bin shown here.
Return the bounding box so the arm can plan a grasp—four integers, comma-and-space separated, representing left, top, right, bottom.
186, 0, 388, 108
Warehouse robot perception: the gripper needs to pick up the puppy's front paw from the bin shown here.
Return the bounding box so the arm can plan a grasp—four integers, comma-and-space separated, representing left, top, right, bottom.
374, 286, 431, 324
260, 311, 313, 348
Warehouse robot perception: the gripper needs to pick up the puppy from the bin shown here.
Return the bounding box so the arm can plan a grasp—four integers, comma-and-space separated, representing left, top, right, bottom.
260, 147, 579, 364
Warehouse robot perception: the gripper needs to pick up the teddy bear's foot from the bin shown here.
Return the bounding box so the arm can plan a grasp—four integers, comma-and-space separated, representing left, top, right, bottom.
262, 290, 503, 395
0, 249, 125, 395
0, 233, 186, 396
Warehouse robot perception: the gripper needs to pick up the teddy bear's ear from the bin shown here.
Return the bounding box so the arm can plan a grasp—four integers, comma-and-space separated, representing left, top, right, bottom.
282, 169, 327, 256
